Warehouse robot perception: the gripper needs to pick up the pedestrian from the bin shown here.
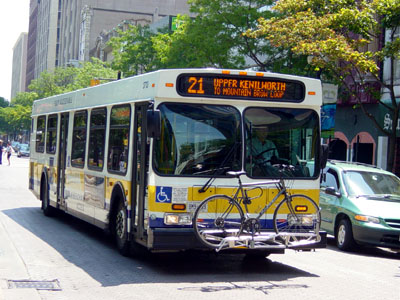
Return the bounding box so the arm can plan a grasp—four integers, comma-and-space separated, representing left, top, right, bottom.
0, 139, 3, 165
6, 142, 12, 166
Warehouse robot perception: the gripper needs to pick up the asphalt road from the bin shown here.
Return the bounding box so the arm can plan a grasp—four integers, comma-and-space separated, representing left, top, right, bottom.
0, 156, 399, 300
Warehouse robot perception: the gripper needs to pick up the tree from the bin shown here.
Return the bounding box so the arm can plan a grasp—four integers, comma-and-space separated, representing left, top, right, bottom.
109, 25, 162, 77
0, 105, 31, 133
187, 0, 310, 73
0, 59, 117, 138
109, 1, 313, 77
247, 0, 400, 172
29, 58, 118, 98
152, 14, 246, 69
0, 97, 9, 108
11, 92, 38, 107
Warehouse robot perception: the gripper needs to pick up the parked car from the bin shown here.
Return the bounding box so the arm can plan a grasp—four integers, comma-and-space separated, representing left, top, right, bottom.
11, 141, 20, 152
17, 143, 30, 157
320, 160, 400, 251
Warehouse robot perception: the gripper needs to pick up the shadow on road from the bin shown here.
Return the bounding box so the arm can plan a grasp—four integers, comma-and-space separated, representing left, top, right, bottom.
3, 206, 319, 289
326, 236, 400, 260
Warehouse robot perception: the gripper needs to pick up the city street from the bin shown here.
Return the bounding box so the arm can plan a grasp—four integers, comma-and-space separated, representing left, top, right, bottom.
0, 156, 399, 300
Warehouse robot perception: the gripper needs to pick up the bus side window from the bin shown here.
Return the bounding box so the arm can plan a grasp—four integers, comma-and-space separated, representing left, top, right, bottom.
88, 108, 106, 170
46, 114, 58, 154
71, 110, 87, 168
107, 105, 131, 174
36, 116, 46, 153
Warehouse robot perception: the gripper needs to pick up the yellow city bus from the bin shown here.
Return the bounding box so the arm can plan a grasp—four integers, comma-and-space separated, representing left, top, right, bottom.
29, 68, 327, 256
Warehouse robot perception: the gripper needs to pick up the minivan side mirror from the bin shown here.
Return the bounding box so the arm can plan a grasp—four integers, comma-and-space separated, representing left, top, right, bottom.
325, 186, 341, 198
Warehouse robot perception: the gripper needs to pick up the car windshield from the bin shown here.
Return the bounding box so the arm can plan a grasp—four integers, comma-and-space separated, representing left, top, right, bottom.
20, 144, 29, 151
344, 171, 400, 199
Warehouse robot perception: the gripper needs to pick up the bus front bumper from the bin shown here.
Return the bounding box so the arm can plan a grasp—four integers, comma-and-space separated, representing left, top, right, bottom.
147, 228, 327, 252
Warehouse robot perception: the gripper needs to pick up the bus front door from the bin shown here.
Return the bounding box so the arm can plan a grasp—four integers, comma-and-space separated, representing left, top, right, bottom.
131, 104, 149, 244
57, 112, 69, 208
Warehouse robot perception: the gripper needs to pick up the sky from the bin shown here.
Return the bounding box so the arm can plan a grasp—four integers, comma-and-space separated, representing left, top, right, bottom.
0, 0, 30, 101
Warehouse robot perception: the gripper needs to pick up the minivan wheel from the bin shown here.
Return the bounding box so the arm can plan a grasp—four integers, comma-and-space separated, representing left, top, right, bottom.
336, 218, 355, 251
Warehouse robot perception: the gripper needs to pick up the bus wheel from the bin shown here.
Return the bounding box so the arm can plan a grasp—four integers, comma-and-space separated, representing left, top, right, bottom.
114, 200, 130, 256
41, 180, 54, 217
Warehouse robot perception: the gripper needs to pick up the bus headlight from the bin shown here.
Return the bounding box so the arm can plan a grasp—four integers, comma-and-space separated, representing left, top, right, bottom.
164, 213, 192, 225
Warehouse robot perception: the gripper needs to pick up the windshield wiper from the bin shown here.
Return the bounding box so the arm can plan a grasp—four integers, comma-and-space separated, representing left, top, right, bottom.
356, 194, 400, 199
193, 166, 231, 175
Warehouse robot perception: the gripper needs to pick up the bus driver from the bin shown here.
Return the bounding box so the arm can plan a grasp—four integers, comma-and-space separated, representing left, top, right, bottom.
250, 127, 280, 176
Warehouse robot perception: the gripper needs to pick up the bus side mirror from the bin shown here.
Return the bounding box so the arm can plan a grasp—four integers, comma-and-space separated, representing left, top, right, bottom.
147, 109, 161, 139
320, 144, 329, 169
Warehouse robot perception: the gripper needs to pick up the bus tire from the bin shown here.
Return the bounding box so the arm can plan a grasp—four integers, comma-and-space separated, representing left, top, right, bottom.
41, 178, 54, 217
113, 199, 130, 256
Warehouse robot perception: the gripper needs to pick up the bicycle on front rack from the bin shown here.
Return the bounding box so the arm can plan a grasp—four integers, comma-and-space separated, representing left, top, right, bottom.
192, 165, 321, 251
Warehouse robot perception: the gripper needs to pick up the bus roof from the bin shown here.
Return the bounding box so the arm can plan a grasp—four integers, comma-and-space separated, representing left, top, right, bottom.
31, 68, 322, 116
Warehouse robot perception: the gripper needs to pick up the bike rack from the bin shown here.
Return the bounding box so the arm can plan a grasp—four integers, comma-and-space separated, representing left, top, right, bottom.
215, 232, 321, 252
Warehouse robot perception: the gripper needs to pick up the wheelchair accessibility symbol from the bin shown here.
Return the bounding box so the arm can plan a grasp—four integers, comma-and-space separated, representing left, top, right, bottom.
156, 186, 172, 203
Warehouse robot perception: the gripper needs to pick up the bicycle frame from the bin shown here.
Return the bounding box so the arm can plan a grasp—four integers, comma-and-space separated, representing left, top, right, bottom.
229, 176, 288, 220
193, 171, 323, 251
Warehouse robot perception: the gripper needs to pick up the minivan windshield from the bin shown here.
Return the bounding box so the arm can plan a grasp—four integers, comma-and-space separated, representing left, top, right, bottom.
344, 171, 400, 199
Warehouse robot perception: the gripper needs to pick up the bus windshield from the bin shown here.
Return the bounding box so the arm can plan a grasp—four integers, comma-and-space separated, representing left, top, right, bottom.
245, 107, 319, 178
154, 103, 241, 176
154, 103, 319, 178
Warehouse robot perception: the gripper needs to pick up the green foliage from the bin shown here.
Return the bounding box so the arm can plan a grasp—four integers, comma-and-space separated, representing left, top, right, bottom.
247, 0, 400, 83
109, 1, 312, 76
187, 0, 287, 71
0, 105, 31, 131
0, 59, 116, 137
0, 97, 9, 108
11, 92, 38, 107
109, 25, 162, 77
246, 0, 400, 171
28, 58, 118, 98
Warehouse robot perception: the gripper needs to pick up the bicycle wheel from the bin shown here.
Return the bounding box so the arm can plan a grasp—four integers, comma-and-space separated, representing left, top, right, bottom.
273, 194, 321, 244
193, 195, 244, 249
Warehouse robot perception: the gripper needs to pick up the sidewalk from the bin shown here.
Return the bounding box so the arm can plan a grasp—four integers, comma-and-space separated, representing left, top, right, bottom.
0, 158, 41, 300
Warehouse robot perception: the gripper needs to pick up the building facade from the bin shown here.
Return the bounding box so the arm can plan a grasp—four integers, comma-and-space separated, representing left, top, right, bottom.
322, 26, 400, 175
26, 0, 38, 90
58, 0, 192, 67
35, 0, 60, 78
11, 33, 28, 99
25, 0, 192, 87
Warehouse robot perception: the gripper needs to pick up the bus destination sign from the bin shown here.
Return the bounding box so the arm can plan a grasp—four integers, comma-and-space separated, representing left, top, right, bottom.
177, 74, 305, 102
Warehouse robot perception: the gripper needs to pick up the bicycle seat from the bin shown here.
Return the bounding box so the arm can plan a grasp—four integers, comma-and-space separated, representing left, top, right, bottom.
227, 170, 247, 177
